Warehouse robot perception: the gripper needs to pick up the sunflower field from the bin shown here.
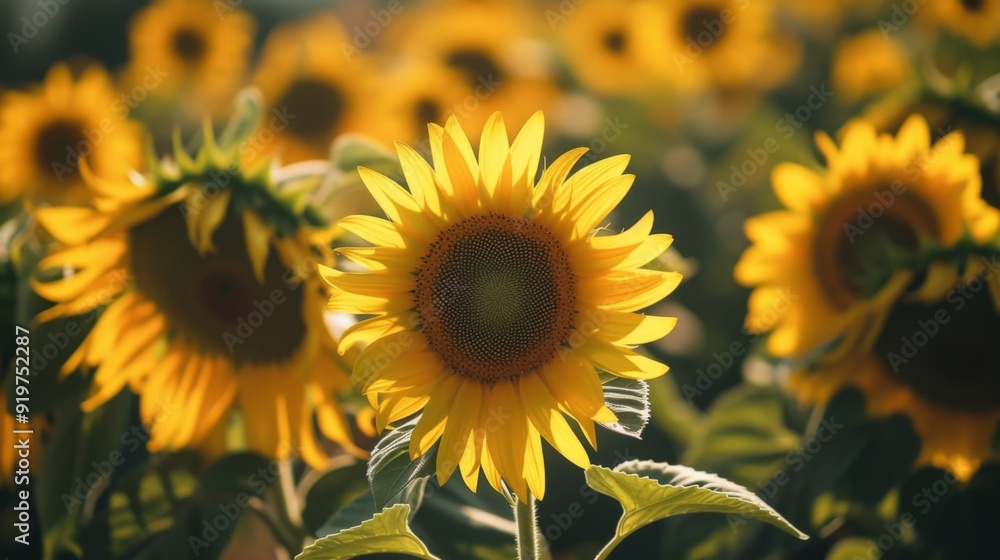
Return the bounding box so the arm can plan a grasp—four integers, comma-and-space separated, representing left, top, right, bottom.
1, 0, 999, 559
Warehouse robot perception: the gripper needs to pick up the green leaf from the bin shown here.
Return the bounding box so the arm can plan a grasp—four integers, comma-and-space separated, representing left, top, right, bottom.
108, 462, 199, 558
586, 459, 807, 559
683, 384, 801, 486
301, 461, 371, 535
599, 378, 650, 439
295, 504, 439, 560
367, 416, 437, 509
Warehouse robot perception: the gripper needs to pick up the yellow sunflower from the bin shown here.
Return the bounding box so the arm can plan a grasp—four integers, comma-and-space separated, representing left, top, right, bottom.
322, 112, 680, 501
125, 0, 255, 116
865, 93, 1000, 209
638, 0, 801, 93
248, 14, 380, 165
735, 115, 1000, 360
0, 64, 143, 206
831, 30, 912, 103
365, 61, 473, 148
32, 133, 364, 466
556, 0, 659, 96
381, 0, 558, 140
790, 263, 1000, 479
922, 0, 1000, 48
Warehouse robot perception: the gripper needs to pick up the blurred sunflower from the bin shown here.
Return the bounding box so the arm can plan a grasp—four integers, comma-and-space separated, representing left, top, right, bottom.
792, 272, 1000, 478
382, 0, 558, 139
923, 0, 1000, 48
557, 0, 657, 96
366, 62, 472, 147
323, 112, 680, 501
865, 93, 1000, 208
0, 64, 143, 207
639, 0, 801, 93
832, 30, 912, 103
32, 133, 364, 466
735, 115, 1000, 360
126, 0, 255, 116
249, 15, 379, 165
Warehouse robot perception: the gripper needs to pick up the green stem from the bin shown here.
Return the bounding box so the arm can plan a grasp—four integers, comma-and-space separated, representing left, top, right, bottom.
594, 534, 627, 560
272, 460, 306, 556
514, 492, 539, 560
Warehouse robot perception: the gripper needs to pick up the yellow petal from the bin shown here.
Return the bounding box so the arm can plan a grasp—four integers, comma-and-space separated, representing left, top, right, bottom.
243, 209, 273, 283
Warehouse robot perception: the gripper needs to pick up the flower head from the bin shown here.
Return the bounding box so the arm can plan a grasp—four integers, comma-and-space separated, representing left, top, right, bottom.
323, 112, 680, 500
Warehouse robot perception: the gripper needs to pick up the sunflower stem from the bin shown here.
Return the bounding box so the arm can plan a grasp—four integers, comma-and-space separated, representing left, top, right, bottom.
271, 459, 306, 556
514, 492, 540, 560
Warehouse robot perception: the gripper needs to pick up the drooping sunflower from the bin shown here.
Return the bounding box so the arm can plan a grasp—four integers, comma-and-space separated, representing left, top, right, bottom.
790, 258, 1000, 478
831, 30, 912, 103
32, 131, 364, 466
248, 15, 380, 165
0, 64, 144, 206
556, 0, 659, 96
638, 0, 801, 93
922, 0, 1000, 48
125, 0, 255, 116
381, 0, 558, 140
322, 112, 680, 500
735, 115, 1000, 360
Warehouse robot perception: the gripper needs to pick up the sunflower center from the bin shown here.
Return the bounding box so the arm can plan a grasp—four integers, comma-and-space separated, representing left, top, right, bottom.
276, 78, 346, 141
816, 186, 939, 308
34, 120, 84, 179
874, 273, 1000, 411
172, 28, 207, 63
129, 199, 307, 365
445, 49, 505, 88
414, 213, 577, 383
681, 6, 725, 46
603, 29, 627, 54
414, 98, 441, 129
961, 0, 984, 11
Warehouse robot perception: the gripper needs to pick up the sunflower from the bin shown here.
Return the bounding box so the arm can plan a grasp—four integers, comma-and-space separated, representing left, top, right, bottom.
381, 0, 558, 140
556, 0, 659, 96
322, 112, 680, 501
32, 132, 364, 466
790, 263, 1000, 478
735, 115, 1000, 360
831, 30, 912, 103
638, 0, 801, 93
0, 64, 143, 207
364, 62, 473, 148
125, 0, 255, 116
922, 0, 1000, 48
248, 14, 380, 165
865, 93, 1000, 209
